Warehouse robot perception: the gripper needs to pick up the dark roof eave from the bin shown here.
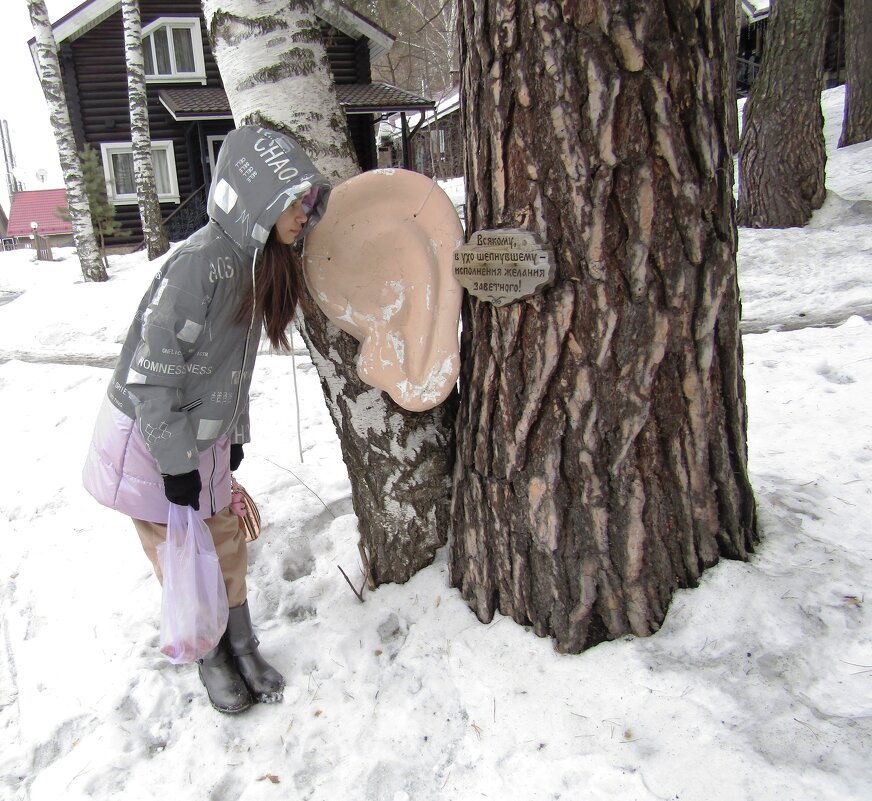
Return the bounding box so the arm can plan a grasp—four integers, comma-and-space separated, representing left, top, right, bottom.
165, 104, 434, 119
344, 104, 436, 114
157, 82, 436, 119
169, 112, 234, 121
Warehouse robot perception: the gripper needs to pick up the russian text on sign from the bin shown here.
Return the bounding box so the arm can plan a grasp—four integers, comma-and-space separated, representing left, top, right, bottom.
453, 229, 555, 306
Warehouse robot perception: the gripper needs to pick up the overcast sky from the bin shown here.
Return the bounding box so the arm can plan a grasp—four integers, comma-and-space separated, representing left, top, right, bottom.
1, 1, 80, 213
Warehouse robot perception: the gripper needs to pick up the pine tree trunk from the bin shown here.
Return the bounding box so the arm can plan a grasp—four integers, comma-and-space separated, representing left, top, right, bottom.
839, 0, 872, 147
724, 0, 740, 153
27, 0, 107, 282
738, 0, 829, 228
122, 0, 169, 259
203, 0, 457, 583
450, 0, 757, 654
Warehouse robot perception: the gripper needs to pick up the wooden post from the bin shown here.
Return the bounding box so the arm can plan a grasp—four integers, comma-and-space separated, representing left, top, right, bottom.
31, 224, 53, 261
36, 235, 53, 261
400, 112, 411, 169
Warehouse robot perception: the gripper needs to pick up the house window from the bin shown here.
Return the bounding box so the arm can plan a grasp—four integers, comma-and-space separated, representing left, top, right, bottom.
428, 128, 446, 155
100, 141, 180, 204
142, 17, 206, 83
206, 135, 226, 176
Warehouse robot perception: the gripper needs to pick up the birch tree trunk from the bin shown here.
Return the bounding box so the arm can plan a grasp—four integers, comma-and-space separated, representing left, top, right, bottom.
450, 0, 757, 654
203, 0, 456, 584
27, 0, 107, 282
839, 0, 872, 147
738, 0, 829, 228
203, 0, 356, 181
122, 0, 169, 259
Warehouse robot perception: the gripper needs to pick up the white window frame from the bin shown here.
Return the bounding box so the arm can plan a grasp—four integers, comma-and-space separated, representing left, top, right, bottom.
100, 141, 180, 205
206, 135, 227, 176
142, 17, 207, 84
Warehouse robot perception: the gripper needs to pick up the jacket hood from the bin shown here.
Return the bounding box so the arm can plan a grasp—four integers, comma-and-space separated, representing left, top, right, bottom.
206, 125, 332, 256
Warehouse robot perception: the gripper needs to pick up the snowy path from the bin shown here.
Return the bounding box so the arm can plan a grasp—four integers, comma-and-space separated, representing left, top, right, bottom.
0, 347, 307, 368
740, 302, 872, 334
0, 350, 117, 368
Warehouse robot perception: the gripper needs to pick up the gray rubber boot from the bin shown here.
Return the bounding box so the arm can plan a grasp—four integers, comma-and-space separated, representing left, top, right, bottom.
197, 631, 254, 714
227, 600, 285, 703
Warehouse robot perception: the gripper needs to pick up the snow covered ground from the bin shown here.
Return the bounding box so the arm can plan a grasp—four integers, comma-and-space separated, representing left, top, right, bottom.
1, 87, 870, 801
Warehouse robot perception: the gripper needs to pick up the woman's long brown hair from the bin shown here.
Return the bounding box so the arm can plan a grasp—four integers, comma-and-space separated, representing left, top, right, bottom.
235, 229, 306, 351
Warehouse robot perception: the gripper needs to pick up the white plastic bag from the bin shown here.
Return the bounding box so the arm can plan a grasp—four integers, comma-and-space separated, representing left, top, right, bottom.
157, 504, 229, 664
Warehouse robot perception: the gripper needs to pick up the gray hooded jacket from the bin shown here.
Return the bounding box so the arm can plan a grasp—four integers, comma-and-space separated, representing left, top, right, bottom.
107, 125, 332, 477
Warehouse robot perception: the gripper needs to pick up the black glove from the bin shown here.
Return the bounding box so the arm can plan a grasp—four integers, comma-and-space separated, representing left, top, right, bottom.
230, 444, 244, 472
162, 470, 202, 510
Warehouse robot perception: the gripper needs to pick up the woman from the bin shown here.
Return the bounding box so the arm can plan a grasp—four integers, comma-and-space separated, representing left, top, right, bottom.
82, 125, 331, 714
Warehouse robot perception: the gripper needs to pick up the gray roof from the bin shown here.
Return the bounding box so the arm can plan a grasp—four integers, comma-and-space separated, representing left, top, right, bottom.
159, 83, 434, 121
158, 88, 233, 120
336, 83, 434, 112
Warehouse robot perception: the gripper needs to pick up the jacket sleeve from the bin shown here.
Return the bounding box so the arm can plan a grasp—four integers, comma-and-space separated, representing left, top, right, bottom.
124, 251, 216, 476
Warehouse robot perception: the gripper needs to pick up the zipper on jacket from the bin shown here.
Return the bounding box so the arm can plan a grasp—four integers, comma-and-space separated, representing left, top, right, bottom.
209, 447, 217, 517
228, 249, 258, 436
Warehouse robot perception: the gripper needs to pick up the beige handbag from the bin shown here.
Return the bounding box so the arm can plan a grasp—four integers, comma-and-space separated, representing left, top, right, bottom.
230, 476, 261, 543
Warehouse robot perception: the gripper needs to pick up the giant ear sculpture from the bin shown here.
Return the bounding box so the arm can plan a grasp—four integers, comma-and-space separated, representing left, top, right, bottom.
302, 169, 464, 412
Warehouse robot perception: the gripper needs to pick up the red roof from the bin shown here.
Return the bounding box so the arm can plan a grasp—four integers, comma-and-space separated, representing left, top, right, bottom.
6, 189, 73, 237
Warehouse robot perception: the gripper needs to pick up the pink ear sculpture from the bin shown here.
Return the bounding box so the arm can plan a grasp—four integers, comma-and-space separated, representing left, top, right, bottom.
302, 169, 464, 412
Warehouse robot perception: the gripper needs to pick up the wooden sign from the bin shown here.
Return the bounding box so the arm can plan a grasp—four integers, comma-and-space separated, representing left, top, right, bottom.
453, 229, 555, 306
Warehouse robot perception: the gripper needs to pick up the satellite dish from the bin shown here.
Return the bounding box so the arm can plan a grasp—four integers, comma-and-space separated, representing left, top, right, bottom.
36, 169, 47, 183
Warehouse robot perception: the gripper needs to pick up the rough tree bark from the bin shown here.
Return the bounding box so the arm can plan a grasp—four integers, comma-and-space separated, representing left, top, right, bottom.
839, 0, 872, 147
202, 0, 456, 584
738, 0, 829, 228
122, 0, 169, 259
27, 0, 107, 282
449, 0, 757, 654
723, 0, 741, 153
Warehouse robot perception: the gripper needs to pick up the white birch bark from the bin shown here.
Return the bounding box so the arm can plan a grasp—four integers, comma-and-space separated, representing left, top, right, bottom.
122, 0, 169, 259
202, 0, 457, 584
202, 0, 357, 182
27, 0, 107, 282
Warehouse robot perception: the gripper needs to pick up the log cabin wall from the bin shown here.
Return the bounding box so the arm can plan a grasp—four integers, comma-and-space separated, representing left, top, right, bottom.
322, 23, 378, 174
